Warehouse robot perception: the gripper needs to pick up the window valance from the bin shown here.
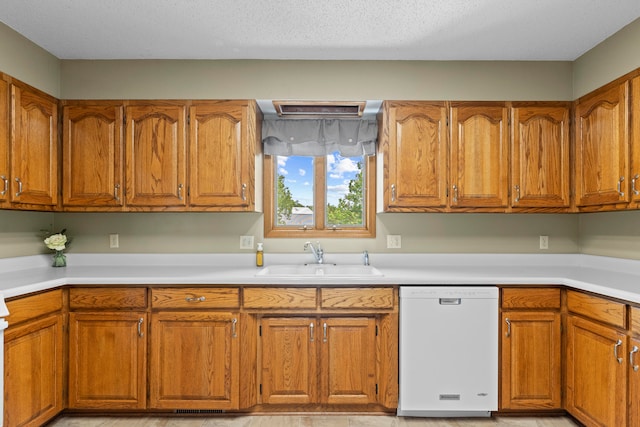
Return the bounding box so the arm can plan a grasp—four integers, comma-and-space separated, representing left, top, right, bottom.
262, 119, 377, 157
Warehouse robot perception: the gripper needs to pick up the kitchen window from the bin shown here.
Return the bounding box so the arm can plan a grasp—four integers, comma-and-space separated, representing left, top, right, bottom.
262, 119, 376, 238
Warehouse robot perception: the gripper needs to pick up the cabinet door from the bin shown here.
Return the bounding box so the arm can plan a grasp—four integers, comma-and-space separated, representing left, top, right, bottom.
150, 311, 239, 409
260, 317, 317, 404
630, 76, 640, 205
10, 84, 58, 206
0, 77, 9, 205
125, 102, 187, 207
189, 101, 256, 209
566, 315, 627, 427
4, 313, 64, 427
510, 104, 570, 208
575, 81, 629, 207
320, 317, 376, 405
450, 103, 508, 209
68, 312, 147, 409
500, 311, 561, 410
384, 101, 448, 210
62, 103, 124, 207
630, 337, 640, 426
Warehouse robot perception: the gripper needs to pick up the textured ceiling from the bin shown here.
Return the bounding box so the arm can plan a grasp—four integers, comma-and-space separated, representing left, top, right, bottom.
1, 0, 640, 61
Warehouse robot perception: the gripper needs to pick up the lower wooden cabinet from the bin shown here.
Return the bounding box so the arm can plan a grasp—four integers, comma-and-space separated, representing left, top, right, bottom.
149, 311, 240, 409
4, 313, 64, 427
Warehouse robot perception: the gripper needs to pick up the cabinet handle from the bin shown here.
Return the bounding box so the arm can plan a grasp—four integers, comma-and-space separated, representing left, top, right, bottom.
631, 346, 639, 372
514, 185, 520, 203
0, 175, 7, 196
505, 318, 511, 337
231, 318, 237, 338
114, 184, 120, 201
14, 177, 22, 197
178, 183, 184, 200
241, 183, 247, 201
617, 176, 625, 198
323, 322, 328, 343
614, 339, 623, 364
391, 184, 396, 202
137, 318, 144, 338
633, 174, 640, 196
452, 184, 458, 203
310, 323, 315, 342
185, 295, 206, 302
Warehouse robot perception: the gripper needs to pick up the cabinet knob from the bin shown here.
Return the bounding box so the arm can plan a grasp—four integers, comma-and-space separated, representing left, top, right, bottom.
632, 174, 640, 196
614, 339, 623, 364
617, 177, 625, 198
514, 185, 521, 203
0, 175, 7, 196
14, 177, 22, 197
505, 318, 511, 337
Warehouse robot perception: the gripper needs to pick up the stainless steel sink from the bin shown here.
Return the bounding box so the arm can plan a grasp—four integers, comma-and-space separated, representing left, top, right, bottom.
255, 264, 383, 278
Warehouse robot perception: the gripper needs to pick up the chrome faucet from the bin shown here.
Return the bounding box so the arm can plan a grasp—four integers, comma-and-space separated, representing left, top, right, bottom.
363, 250, 369, 266
304, 241, 324, 264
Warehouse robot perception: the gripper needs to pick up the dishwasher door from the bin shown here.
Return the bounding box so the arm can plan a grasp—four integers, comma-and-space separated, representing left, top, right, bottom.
398, 286, 498, 417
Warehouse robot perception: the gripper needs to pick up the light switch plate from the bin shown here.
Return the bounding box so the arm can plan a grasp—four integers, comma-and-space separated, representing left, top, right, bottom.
240, 235, 254, 250
539, 235, 549, 250
109, 233, 119, 249
387, 235, 402, 249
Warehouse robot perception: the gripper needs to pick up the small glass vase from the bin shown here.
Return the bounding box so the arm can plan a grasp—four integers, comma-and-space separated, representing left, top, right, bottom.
52, 251, 66, 267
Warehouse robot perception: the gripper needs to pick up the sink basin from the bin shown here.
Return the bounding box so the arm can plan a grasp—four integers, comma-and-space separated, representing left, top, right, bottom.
255, 264, 384, 278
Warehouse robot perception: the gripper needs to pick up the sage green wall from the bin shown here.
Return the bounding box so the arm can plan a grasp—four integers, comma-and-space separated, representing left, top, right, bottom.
0, 23, 60, 97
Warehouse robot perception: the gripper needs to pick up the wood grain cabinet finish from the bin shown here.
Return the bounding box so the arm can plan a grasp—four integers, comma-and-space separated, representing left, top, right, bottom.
189, 100, 259, 210
62, 102, 124, 209
630, 76, 640, 207
575, 81, 630, 209
10, 83, 58, 207
381, 101, 448, 211
0, 77, 9, 206
449, 102, 509, 210
125, 102, 187, 208
4, 290, 64, 427
510, 103, 571, 209
500, 288, 562, 410
149, 311, 240, 409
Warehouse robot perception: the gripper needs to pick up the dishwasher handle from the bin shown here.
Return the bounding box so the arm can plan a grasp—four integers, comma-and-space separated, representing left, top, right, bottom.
439, 298, 462, 305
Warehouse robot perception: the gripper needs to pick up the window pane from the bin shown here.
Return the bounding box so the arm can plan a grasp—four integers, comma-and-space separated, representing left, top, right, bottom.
326, 152, 365, 227
274, 156, 314, 226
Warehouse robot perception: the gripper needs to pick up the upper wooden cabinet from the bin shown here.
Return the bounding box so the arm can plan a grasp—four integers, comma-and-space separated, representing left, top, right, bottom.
381, 101, 448, 211
189, 100, 259, 210
510, 103, 571, 209
62, 102, 124, 209
630, 76, 640, 206
125, 101, 187, 208
449, 102, 509, 210
0, 77, 9, 206
10, 82, 58, 208
575, 81, 630, 209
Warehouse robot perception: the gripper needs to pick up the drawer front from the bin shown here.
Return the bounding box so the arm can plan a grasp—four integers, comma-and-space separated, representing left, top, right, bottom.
243, 287, 317, 309
630, 306, 640, 336
567, 290, 626, 328
6, 289, 63, 325
321, 287, 394, 309
501, 287, 561, 309
69, 287, 147, 309
152, 287, 239, 309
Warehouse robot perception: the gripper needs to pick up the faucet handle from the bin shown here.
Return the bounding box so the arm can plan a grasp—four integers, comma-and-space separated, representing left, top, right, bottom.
363, 250, 370, 266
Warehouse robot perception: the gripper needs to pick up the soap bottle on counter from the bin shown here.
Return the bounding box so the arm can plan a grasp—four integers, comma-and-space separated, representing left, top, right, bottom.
256, 243, 264, 267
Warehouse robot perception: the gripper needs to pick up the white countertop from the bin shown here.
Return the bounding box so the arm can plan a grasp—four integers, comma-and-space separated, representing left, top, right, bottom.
0, 253, 639, 304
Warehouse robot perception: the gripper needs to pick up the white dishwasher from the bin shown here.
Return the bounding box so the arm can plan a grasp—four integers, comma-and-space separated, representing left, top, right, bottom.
398, 286, 498, 417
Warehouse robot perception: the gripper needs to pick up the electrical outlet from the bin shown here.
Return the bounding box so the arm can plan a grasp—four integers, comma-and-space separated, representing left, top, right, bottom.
539, 235, 549, 250
109, 233, 119, 249
240, 235, 254, 250
387, 235, 402, 249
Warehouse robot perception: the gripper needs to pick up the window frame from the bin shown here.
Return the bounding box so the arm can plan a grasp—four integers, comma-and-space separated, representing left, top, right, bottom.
263, 154, 376, 238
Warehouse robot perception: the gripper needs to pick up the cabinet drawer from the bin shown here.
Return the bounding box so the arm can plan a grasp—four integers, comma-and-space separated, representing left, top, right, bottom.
152, 287, 239, 309
243, 287, 316, 309
321, 287, 394, 309
6, 289, 63, 325
630, 306, 640, 336
567, 290, 626, 328
69, 287, 147, 309
501, 287, 561, 309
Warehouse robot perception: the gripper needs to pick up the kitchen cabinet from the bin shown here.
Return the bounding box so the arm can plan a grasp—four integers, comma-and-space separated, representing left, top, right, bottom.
499, 287, 562, 410
0, 76, 9, 206
381, 101, 448, 211
149, 287, 240, 410
189, 100, 260, 211
630, 76, 640, 207
575, 80, 630, 210
565, 290, 628, 427
449, 102, 509, 210
629, 306, 640, 426
67, 287, 148, 409
4, 289, 64, 427
10, 82, 58, 208
125, 101, 187, 208
62, 101, 124, 209
510, 103, 571, 210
